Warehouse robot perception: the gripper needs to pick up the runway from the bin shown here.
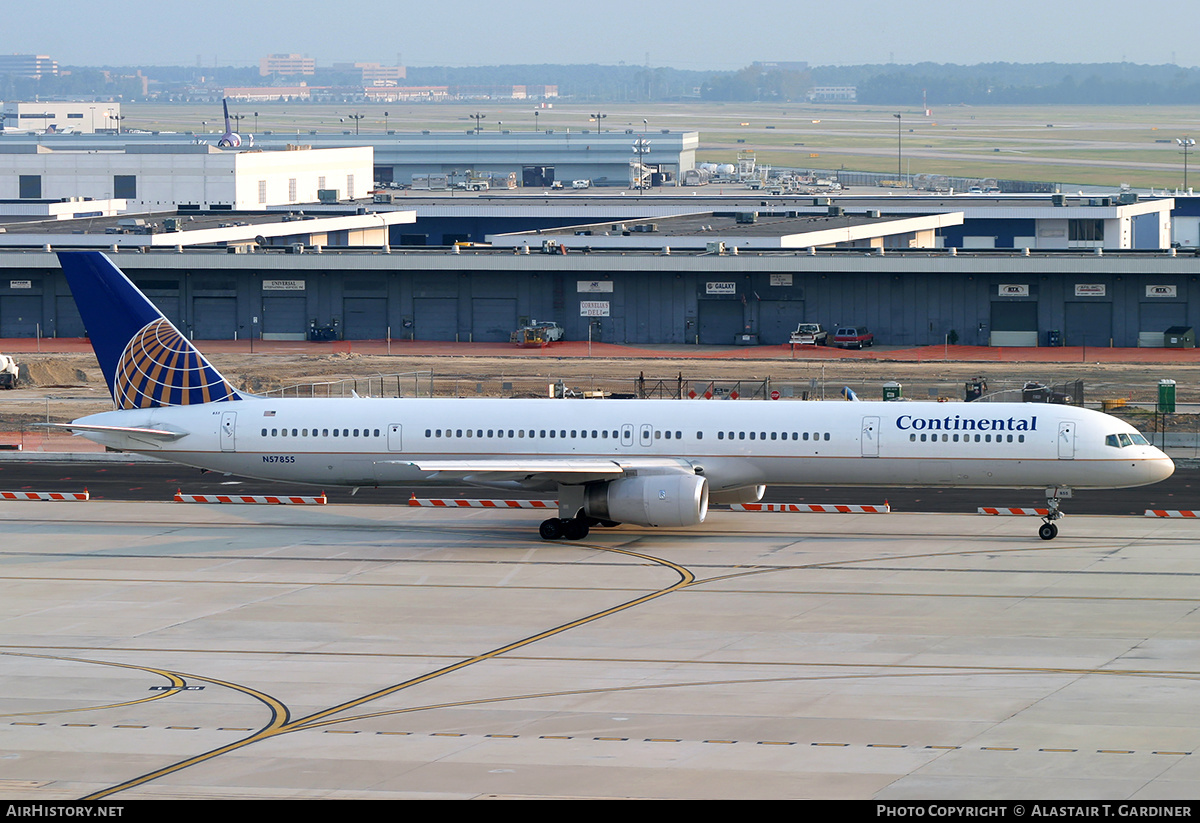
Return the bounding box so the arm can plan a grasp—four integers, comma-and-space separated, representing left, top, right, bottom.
4, 501, 1200, 799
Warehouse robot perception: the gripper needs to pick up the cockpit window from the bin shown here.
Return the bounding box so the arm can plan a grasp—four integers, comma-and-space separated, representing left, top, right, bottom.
1107, 432, 1151, 448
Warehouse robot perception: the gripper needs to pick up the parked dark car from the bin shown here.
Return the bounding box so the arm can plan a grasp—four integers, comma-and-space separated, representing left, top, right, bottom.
833, 326, 875, 349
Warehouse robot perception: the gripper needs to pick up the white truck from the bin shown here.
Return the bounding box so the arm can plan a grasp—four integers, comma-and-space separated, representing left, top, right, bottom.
788, 323, 828, 346
0, 353, 18, 389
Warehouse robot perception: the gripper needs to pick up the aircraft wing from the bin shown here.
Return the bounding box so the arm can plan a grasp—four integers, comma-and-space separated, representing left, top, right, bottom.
382, 457, 695, 484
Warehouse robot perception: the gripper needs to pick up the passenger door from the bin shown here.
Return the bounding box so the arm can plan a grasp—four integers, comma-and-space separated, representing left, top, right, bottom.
220, 411, 237, 452
861, 416, 880, 457
1057, 421, 1076, 459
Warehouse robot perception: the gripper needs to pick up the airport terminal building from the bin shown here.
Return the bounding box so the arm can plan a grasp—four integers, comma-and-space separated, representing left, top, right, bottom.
0, 129, 1195, 349
0, 243, 1196, 348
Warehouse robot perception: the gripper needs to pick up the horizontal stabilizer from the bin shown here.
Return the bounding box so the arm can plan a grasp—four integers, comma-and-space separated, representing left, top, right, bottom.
44, 422, 187, 441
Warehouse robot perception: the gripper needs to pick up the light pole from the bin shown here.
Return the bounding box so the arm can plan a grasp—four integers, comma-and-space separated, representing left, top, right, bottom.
253, 111, 259, 133
533, 110, 539, 132
383, 111, 388, 132
348, 112, 365, 135
591, 111, 606, 132
1179, 137, 1195, 190
469, 112, 486, 134
893, 112, 903, 187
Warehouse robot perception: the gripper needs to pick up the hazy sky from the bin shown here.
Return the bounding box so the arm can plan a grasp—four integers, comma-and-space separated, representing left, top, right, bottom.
9, 0, 1195, 70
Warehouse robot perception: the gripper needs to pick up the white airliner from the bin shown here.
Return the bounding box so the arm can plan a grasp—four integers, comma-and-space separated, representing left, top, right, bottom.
55, 252, 1174, 542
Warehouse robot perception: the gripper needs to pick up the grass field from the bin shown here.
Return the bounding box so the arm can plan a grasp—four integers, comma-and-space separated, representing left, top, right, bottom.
121, 100, 1200, 189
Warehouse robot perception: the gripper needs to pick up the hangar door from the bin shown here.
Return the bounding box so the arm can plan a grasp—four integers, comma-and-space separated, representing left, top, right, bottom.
1064, 303, 1112, 347
0, 295, 40, 338
192, 297, 238, 339
471, 298, 517, 343
262, 296, 307, 341
343, 298, 389, 340
989, 301, 1038, 346
759, 300, 803, 345
413, 297, 458, 340
698, 301, 744, 345
1139, 302, 1186, 334
55, 295, 85, 338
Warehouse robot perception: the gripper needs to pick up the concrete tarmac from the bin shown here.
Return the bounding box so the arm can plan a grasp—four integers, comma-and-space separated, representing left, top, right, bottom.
3, 501, 1200, 800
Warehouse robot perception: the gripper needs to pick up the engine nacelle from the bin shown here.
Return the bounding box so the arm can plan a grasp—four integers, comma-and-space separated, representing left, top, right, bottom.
708, 485, 766, 505
584, 474, 709, 528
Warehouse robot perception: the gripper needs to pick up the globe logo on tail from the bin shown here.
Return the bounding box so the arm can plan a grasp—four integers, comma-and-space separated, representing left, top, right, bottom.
114, 318, 240, 409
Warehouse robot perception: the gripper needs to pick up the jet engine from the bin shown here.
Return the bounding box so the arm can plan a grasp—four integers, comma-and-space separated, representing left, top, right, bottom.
708, 485, 766, 505
583, 473, 709, 528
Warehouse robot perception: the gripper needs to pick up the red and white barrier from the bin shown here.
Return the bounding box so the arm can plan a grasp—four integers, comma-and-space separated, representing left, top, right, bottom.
731, 503, 890, 514
978, 507, 1050, 516
0, 490, 89, 501
174, 491, 327, 505
1145, 509, 1200, 518
408, 496, 556, 509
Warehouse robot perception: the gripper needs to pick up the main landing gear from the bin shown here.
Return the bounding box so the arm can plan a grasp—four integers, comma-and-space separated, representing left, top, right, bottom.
539, 516, 620, 541
1038, 487, 1070, 541
540, 516, 589, 541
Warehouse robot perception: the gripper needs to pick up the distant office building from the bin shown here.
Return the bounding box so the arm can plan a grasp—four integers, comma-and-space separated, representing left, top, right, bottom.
0, 54, 58, 79
1, 101, 120, 134
260, 54, 316, 77
362, 86, 450, 102
332, 62, 407, 84
0, 143, 372, 210
809, 86, 857, 102
224, 85, 312, 102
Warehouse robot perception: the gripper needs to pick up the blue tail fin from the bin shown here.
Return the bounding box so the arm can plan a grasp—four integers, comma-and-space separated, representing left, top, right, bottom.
57, 252, 243, 409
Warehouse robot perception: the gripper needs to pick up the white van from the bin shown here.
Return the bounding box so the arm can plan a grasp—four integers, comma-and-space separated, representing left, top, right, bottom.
571, 179, 591, 189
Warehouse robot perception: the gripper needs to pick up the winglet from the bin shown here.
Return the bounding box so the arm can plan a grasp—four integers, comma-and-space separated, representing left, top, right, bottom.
57, 251, 243, 409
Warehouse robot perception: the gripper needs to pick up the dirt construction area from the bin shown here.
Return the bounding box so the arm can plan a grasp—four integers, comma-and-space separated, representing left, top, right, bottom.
2, 342, 1199, 441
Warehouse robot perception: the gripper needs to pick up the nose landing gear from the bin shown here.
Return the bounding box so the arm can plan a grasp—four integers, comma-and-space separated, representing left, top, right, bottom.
1038, 487, 1070, 540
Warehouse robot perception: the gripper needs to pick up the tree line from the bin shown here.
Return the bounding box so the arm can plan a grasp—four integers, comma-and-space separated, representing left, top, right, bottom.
7, 61, 1200, 105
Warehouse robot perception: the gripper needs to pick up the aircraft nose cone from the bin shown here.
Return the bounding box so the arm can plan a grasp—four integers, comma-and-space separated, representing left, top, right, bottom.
1149, 452, 1175, 483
